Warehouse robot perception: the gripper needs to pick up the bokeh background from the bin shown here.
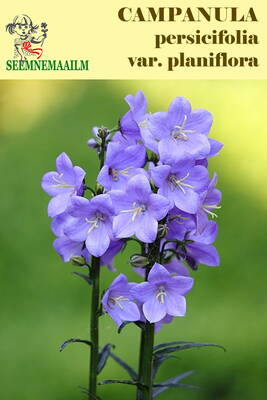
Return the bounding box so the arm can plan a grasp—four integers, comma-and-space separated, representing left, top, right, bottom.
1, 80, 266, 400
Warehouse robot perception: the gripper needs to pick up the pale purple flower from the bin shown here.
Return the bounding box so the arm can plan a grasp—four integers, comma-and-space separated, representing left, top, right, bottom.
150, 158, 209, 214
65, 194, 114, 257
97, 142, 146, 190
131, 263, 193, 323
102, 274, 140, 326
179, 220, 220, 268
110, 174, 170, 243
166, 207, 196, 241
53, 236, 83, 262
41, 152, 85, 218
147, 97, 212, 164
119, 91, 147, 141
196, 173, 222, 232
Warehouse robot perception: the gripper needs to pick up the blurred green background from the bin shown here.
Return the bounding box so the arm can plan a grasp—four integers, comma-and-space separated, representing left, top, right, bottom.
0, 80, 266, 400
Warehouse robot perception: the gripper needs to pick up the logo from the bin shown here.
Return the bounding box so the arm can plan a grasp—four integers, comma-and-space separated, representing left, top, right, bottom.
6, 14, 48, 60
5, 13, 89, 72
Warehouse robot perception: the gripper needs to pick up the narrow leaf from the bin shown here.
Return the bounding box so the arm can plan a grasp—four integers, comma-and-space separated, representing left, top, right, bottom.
97, 344, 114, 374
110, 352, 138, 380
73, 271, 92, 285
98, 379, 137, 386
153, 371, 196, 397
154, 342, 225, 358
59, 338, 91, 352
154, 341, 193, 351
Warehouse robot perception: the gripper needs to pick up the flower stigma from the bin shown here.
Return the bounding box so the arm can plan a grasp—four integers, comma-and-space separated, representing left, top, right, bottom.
85, 212, 105, 234
52, 173, 75, 190
202, 204, 221, 218
171, 115, 195, 141
109, 167, 133, 181
168, 173, 194, 194
156, 286, 167, 304
120, 202, 146, 222
108, 295, 129, 310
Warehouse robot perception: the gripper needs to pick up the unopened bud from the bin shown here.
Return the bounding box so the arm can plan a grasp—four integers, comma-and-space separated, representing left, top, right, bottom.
71, 256, 86, 267
98, 127, 109, 139
157, 224, 168, 238
129, 254, 149, 268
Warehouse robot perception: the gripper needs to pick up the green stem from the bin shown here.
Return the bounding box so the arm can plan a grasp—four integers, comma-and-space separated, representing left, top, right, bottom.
89, 256, 100, 399
140, 323, 155, 400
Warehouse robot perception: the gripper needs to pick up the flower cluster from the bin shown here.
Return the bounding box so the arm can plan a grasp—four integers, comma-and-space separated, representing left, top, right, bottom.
42, 91, 222, 329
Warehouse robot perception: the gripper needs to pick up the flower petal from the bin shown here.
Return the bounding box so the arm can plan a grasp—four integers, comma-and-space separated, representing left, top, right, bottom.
134, 214, 157, 243
47, 193, 70, 217
165, 294, 186, 317
147, 194, 170, 220
143, 297, 166, 323
86, 222, 110, 257
113, 214, 136, 239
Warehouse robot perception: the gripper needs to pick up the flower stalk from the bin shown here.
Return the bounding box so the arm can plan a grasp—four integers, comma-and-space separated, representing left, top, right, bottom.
88, 256, 100, 398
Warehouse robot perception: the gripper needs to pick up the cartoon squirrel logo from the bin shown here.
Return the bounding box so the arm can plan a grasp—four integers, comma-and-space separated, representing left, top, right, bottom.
6, 14, 48, 60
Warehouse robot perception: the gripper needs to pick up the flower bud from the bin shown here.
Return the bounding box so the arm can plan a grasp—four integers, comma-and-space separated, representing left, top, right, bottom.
70, 256, 86, 266
98, 127, 109, 139
129, 254, 149, 268
157, 224, 168, 238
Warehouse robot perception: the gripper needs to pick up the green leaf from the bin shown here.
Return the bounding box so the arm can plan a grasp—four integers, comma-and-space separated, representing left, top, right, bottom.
97, 344, 114, 374
98, 379, 138, 386
154, 341, 193, 351
154, 342, 226, 358
110, 352, 138, 380
59, 338, 91, 352
152, 371, 197, 397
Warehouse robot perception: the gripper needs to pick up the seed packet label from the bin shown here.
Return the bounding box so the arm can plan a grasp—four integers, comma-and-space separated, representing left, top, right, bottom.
0, 0, 266, 79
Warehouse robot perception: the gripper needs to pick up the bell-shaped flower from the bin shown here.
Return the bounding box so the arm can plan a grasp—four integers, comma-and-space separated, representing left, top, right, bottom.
131, 263, 194, 323
102, 274, 140, 326
97, 141, 146, 190
166, 207, 196, 241
147, 97, 212, 164
196, 173, 222, 232
119, 91, 147, 141
64, 194, 114, 257
110, 174, 170, 243
41, 152, 85, 217
177, 220, 220, 268
150, 157, 209, 214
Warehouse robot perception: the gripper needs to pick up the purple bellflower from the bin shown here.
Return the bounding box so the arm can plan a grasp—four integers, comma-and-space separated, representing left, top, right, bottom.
97, 141, 146, 190
166, 207, 196, 241
131, 263, 194, 323
196, 173, 222, 232
119, 91, 147, 141
150, 158, 209, 214
110, 174, 170, 243
41, 152, 85, 218
147, 97, 212, 164
102, 274, 140, 326
64, 194, 114, 257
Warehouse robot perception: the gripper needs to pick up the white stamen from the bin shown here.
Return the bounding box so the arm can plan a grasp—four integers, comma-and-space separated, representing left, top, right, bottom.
52, 173, 74, 189
85, 212, 105, 234
202, 204, 221, 219
168, 173, 194, 194
171, 115, 196, 141
109, 296, 129, 310
156, 286, 167, 304
120, 202, 146, 222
